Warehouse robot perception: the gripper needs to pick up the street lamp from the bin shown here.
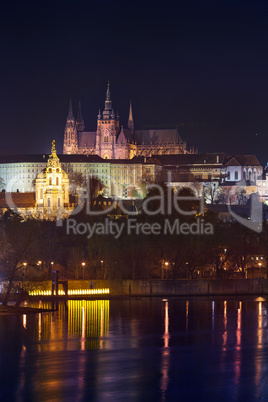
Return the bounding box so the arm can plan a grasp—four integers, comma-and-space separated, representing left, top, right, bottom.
82, 262, 85, 280
22, 262, 27, 291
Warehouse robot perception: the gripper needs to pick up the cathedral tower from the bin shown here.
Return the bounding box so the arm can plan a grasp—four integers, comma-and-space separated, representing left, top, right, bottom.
76, 101, 85, 133
128, 100, 134, 134
96, 83, 120, 159
63, 100, 78, 154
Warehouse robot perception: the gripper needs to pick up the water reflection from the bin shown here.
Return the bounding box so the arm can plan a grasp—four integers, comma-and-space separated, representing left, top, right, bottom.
234, 301, 242, 399
160, 300, 170, 400
1, 298, 268, 401
222, 300, 227, 349
186, 300, 189, 332
26, 299, 110, 351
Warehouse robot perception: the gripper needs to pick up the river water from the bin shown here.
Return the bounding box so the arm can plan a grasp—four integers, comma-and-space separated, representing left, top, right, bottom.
1, 297, 268, 401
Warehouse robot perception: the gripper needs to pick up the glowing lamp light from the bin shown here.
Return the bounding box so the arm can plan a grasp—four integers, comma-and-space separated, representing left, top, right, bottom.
29, 288, 110, 296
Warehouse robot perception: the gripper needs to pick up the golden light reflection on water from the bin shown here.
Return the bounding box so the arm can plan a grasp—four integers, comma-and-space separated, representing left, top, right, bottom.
255, 300, 263, 400
186, 300, 189, 332
234, 301, 242, 394
160, 300, 170, 401
26, 300, 109, 351
10, 298, 268, 401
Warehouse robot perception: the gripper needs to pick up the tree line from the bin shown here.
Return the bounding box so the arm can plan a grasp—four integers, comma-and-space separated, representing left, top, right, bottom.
0, 186, 268, 304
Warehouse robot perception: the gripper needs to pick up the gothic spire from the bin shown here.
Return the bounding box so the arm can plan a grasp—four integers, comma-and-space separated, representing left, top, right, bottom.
103, 81, 113, 118
63, 99, 78, 154
106, 81, 111, 101
76, 101, 85, 132
128, 100, 133, 121
68, 99, 74, 119
128, 100, 134, 133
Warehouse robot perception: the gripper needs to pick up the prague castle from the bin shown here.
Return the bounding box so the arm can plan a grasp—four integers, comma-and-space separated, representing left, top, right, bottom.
63, 83, 193, 159
0, 83, 264, 213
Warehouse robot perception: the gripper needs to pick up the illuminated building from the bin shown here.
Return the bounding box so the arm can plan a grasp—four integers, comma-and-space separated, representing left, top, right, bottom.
0, 146, 263, 203
63, 83, 194, 159
0, 153, 161, 199
35, 140, 70, 213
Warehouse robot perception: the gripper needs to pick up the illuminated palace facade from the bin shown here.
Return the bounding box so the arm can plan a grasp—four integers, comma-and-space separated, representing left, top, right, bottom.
63, 83, 194, 159
0, 147, 162, 199
0, 149, 263, 201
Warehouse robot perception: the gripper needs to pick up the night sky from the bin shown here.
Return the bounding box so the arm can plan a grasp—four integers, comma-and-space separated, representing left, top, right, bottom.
1, 0, 268, 164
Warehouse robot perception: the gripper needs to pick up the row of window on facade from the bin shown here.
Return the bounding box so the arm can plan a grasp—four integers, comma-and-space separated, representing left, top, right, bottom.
226, 170, 259, 181
5, 174, 36, 180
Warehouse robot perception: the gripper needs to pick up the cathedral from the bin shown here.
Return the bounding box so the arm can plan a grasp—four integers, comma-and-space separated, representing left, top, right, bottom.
63, 83, 193, 159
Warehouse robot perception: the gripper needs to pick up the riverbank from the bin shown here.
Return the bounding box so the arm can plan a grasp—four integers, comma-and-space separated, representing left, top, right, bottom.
24, 278, 268, 298
2, 279, 268, 303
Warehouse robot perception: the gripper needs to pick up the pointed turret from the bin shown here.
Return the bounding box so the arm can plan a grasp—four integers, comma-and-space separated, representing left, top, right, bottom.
128, 100, 134, 134
63, 100, 78, 154
103, 81, 113, 119
106, 81, 111, 101
67, 99, 74, 119
117, 125, 127, 144
76, 101, 85, 132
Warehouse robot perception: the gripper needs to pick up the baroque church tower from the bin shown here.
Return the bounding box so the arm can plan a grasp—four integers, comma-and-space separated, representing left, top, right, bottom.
63, 100, 78, 154
95, 83, 120, 159
36, 140, 69, 215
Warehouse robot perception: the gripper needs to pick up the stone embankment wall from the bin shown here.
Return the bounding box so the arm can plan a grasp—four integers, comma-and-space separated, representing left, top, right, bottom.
21, 279, 268, 297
